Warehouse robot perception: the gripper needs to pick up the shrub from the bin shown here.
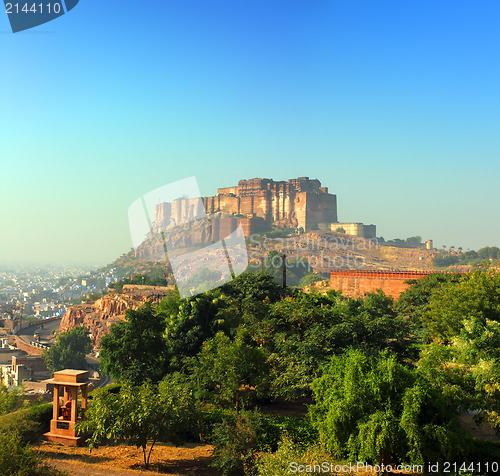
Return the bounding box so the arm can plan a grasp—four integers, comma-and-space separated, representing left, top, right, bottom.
0, 403, 52, 444
210, 410, 266, 475
25, 403, 53, 438
432, 254, 459, 267
0, 384, 27, 415
201, 408, 318, 451
265, 227, 296, 239
255, 434, 331, 476
259, 415, 318, 451
0, 428, 67, 475
467, 439, 500, 475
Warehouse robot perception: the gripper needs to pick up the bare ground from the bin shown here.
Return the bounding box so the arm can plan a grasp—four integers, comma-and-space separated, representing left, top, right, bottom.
35, 441, 218, 476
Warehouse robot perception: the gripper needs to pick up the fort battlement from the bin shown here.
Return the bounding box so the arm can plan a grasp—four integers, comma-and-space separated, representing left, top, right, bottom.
154, 177, 338, 234
153, 177, 375, 238
205, 177, 337, 231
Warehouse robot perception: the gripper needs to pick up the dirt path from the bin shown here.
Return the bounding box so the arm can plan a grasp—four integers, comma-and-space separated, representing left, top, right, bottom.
48, 461, 156, 476
36, 441, 218, 476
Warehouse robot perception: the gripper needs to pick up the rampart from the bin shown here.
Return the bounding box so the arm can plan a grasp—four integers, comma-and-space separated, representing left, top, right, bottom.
13, 336, 45, 356
154, 177, 338, 234
330, 269, 463, 299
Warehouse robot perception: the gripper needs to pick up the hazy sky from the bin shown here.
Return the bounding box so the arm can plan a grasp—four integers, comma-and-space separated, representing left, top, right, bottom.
1, 0, 499, 266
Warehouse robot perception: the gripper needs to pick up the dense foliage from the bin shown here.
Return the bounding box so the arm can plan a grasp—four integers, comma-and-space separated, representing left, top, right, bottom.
91, 270, 500, 471
0, 403, 66, 475
209, 410, 265, 475
0, 429, 67, 476
0, 384, 26, 416
432, 246, 500, 267
309, 349, 469, 465
43, 326, 92, 373
77, 375, 199, 468
99, 302, 168, 385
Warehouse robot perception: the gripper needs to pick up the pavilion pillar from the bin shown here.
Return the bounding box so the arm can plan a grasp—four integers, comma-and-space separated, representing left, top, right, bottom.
70, 387, 77, 423
81, 384, 88, 418
52, 385, 60, 420
64, 386, 70, 405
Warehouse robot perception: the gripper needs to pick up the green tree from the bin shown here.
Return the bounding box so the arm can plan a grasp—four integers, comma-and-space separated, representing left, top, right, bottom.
100, 302, 167, 385
193, 331, 269, 410
405, 235, 422, 244
158, 292, 231, 372
478, 246, 500, 260
309, 349, 469, 467
418, 313, 500, 434
155, 274, 287, 374
432, 254, 459, 267
284, 258, 315, 287
395, 272, 462, 334
221, 272, 286, 303
298, 273, 325, 288
43, 326, 91, 374
422, 269, 500, 340
464, 250, 479, 261
246, 290, 414, 399
415, 269, 500, 435
78, 377, 198, 468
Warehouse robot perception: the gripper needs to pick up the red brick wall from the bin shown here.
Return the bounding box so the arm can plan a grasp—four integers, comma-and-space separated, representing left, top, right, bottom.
330, 270, 458, 299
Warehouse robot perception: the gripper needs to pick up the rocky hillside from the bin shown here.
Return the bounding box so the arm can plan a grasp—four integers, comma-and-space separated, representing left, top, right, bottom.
110, 230, 440, 280
66, 232, 442, 349
59, 285, 174, 349
248, 231, 438, 274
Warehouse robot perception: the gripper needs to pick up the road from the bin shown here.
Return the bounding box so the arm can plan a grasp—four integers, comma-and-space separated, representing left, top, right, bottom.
18, 317, 62, 345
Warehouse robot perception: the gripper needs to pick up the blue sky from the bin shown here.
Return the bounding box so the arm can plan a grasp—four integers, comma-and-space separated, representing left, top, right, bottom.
1, 0, 499, 265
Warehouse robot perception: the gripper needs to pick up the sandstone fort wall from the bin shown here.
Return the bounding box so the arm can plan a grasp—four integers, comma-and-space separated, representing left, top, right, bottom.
154, 177, 339, 233
330, 270, 461, 299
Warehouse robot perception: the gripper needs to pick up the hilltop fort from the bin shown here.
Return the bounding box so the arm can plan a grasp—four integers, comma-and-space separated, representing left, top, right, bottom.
153, 177, 376, 238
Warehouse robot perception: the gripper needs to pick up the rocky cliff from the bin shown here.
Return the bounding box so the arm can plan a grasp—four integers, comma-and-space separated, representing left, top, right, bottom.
59, 285, 174, 349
